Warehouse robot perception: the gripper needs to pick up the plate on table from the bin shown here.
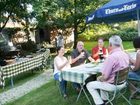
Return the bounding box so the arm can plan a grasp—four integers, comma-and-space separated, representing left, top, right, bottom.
85, 64, 96, 68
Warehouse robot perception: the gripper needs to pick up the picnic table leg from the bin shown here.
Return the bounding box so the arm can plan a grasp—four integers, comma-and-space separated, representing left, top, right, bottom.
11, 77, 14, 88
76, 84, 92, 105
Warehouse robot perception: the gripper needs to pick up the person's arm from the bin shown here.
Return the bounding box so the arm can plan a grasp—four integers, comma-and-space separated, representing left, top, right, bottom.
71, 52, 84, 64
92, 48, 99, 59
54, 57, 68, 71
88, 56, 95, 62
97, 56, 114, 82
85, 50, 95, 62
129, 57, 136, 65
71, 56, 79, 64
103, 48, 108, 58
133, 52, 140, 71
127, 52, 136, 65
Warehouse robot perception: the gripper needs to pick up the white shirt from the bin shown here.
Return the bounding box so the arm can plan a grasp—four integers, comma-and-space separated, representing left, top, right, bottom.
54, 56, 70, 75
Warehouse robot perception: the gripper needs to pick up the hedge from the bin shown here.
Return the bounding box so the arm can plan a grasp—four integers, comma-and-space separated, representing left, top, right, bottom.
78, 28, 138, 41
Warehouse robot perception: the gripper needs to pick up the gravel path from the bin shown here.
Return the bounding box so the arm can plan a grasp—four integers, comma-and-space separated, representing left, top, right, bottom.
0, 69, 53, 105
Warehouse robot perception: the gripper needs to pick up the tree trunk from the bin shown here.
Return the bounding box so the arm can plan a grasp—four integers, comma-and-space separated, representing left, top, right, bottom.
73, 0, 78, 49
45, 26, 51, 44
73, 24, 78, 49
0, 9, 13, 33
0, 0, 19, 33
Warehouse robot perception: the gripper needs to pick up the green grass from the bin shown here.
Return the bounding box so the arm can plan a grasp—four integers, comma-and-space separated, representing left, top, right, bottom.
84, 41, 134, 53
3, 41, 137, 105
6, 79, 140, 105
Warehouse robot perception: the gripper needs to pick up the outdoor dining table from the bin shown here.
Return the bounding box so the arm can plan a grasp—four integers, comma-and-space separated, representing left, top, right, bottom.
61, 52, 135, 89
61, 62, 103, 105
61, 62, 103, 83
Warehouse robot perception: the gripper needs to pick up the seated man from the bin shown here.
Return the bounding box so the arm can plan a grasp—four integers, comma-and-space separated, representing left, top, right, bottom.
91, 38, 108, 62
86, 35, 129, 105
71, 41, 95, 91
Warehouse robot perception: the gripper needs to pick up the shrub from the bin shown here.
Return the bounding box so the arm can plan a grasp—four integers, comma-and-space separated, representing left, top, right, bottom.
21, 40, 37, 53
78, 27, 138, 41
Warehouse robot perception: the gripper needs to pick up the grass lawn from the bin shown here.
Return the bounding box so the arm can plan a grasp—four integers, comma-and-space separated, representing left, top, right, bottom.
84, 41, 134, 53
4, 41, 137, 105
6, 79, 140, 105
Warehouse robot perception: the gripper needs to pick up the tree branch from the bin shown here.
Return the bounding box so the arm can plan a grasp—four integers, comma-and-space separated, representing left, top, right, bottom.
0, 0, 20, 32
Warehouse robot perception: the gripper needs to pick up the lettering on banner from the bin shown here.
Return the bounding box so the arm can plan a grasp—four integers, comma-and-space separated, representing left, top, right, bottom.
105, 3, 137, 15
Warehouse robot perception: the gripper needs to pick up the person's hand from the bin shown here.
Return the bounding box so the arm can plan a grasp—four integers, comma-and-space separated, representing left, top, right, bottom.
78, 52, 85, 59
96, 50, 100, 56
101, 54, 105, 58
95, 59, 100, 63
97, 76, 104, 82
97, 76, 101, 81
65, 59, 69, 64
67, 56, 71, 64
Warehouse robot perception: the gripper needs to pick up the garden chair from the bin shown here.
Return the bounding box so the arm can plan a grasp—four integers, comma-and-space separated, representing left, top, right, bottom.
128, 77, 140, 101
105, 67, 132, 105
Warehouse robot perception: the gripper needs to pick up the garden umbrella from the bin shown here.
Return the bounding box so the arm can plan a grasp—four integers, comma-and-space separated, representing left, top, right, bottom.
86, 0, 140, 36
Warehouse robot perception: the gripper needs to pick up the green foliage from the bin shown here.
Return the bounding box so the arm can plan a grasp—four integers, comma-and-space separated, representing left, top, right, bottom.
84, 41, 134, 53
0, 0, 34, 26
96, 27, 138, 41
79, 26, 138, 41
33, 0, 58, 28
21, 40, 37, 53
2, 28, 21, 39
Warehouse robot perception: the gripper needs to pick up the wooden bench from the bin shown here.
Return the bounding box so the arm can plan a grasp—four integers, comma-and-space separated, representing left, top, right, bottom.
0, 49, 50, 88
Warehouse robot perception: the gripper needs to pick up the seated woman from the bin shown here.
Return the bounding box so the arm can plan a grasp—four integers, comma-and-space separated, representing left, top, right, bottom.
91, 38, 108, 62
128, 36, 140, 98
53, 46, 70, 98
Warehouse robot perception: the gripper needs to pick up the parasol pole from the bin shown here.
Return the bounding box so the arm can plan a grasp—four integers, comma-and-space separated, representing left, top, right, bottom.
137, 9, 140, 36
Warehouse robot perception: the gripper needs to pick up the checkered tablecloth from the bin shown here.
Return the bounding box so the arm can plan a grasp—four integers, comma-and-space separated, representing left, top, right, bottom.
61, 63, 103, 84
43, 49, 50, 66
0, 49, 50, 87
